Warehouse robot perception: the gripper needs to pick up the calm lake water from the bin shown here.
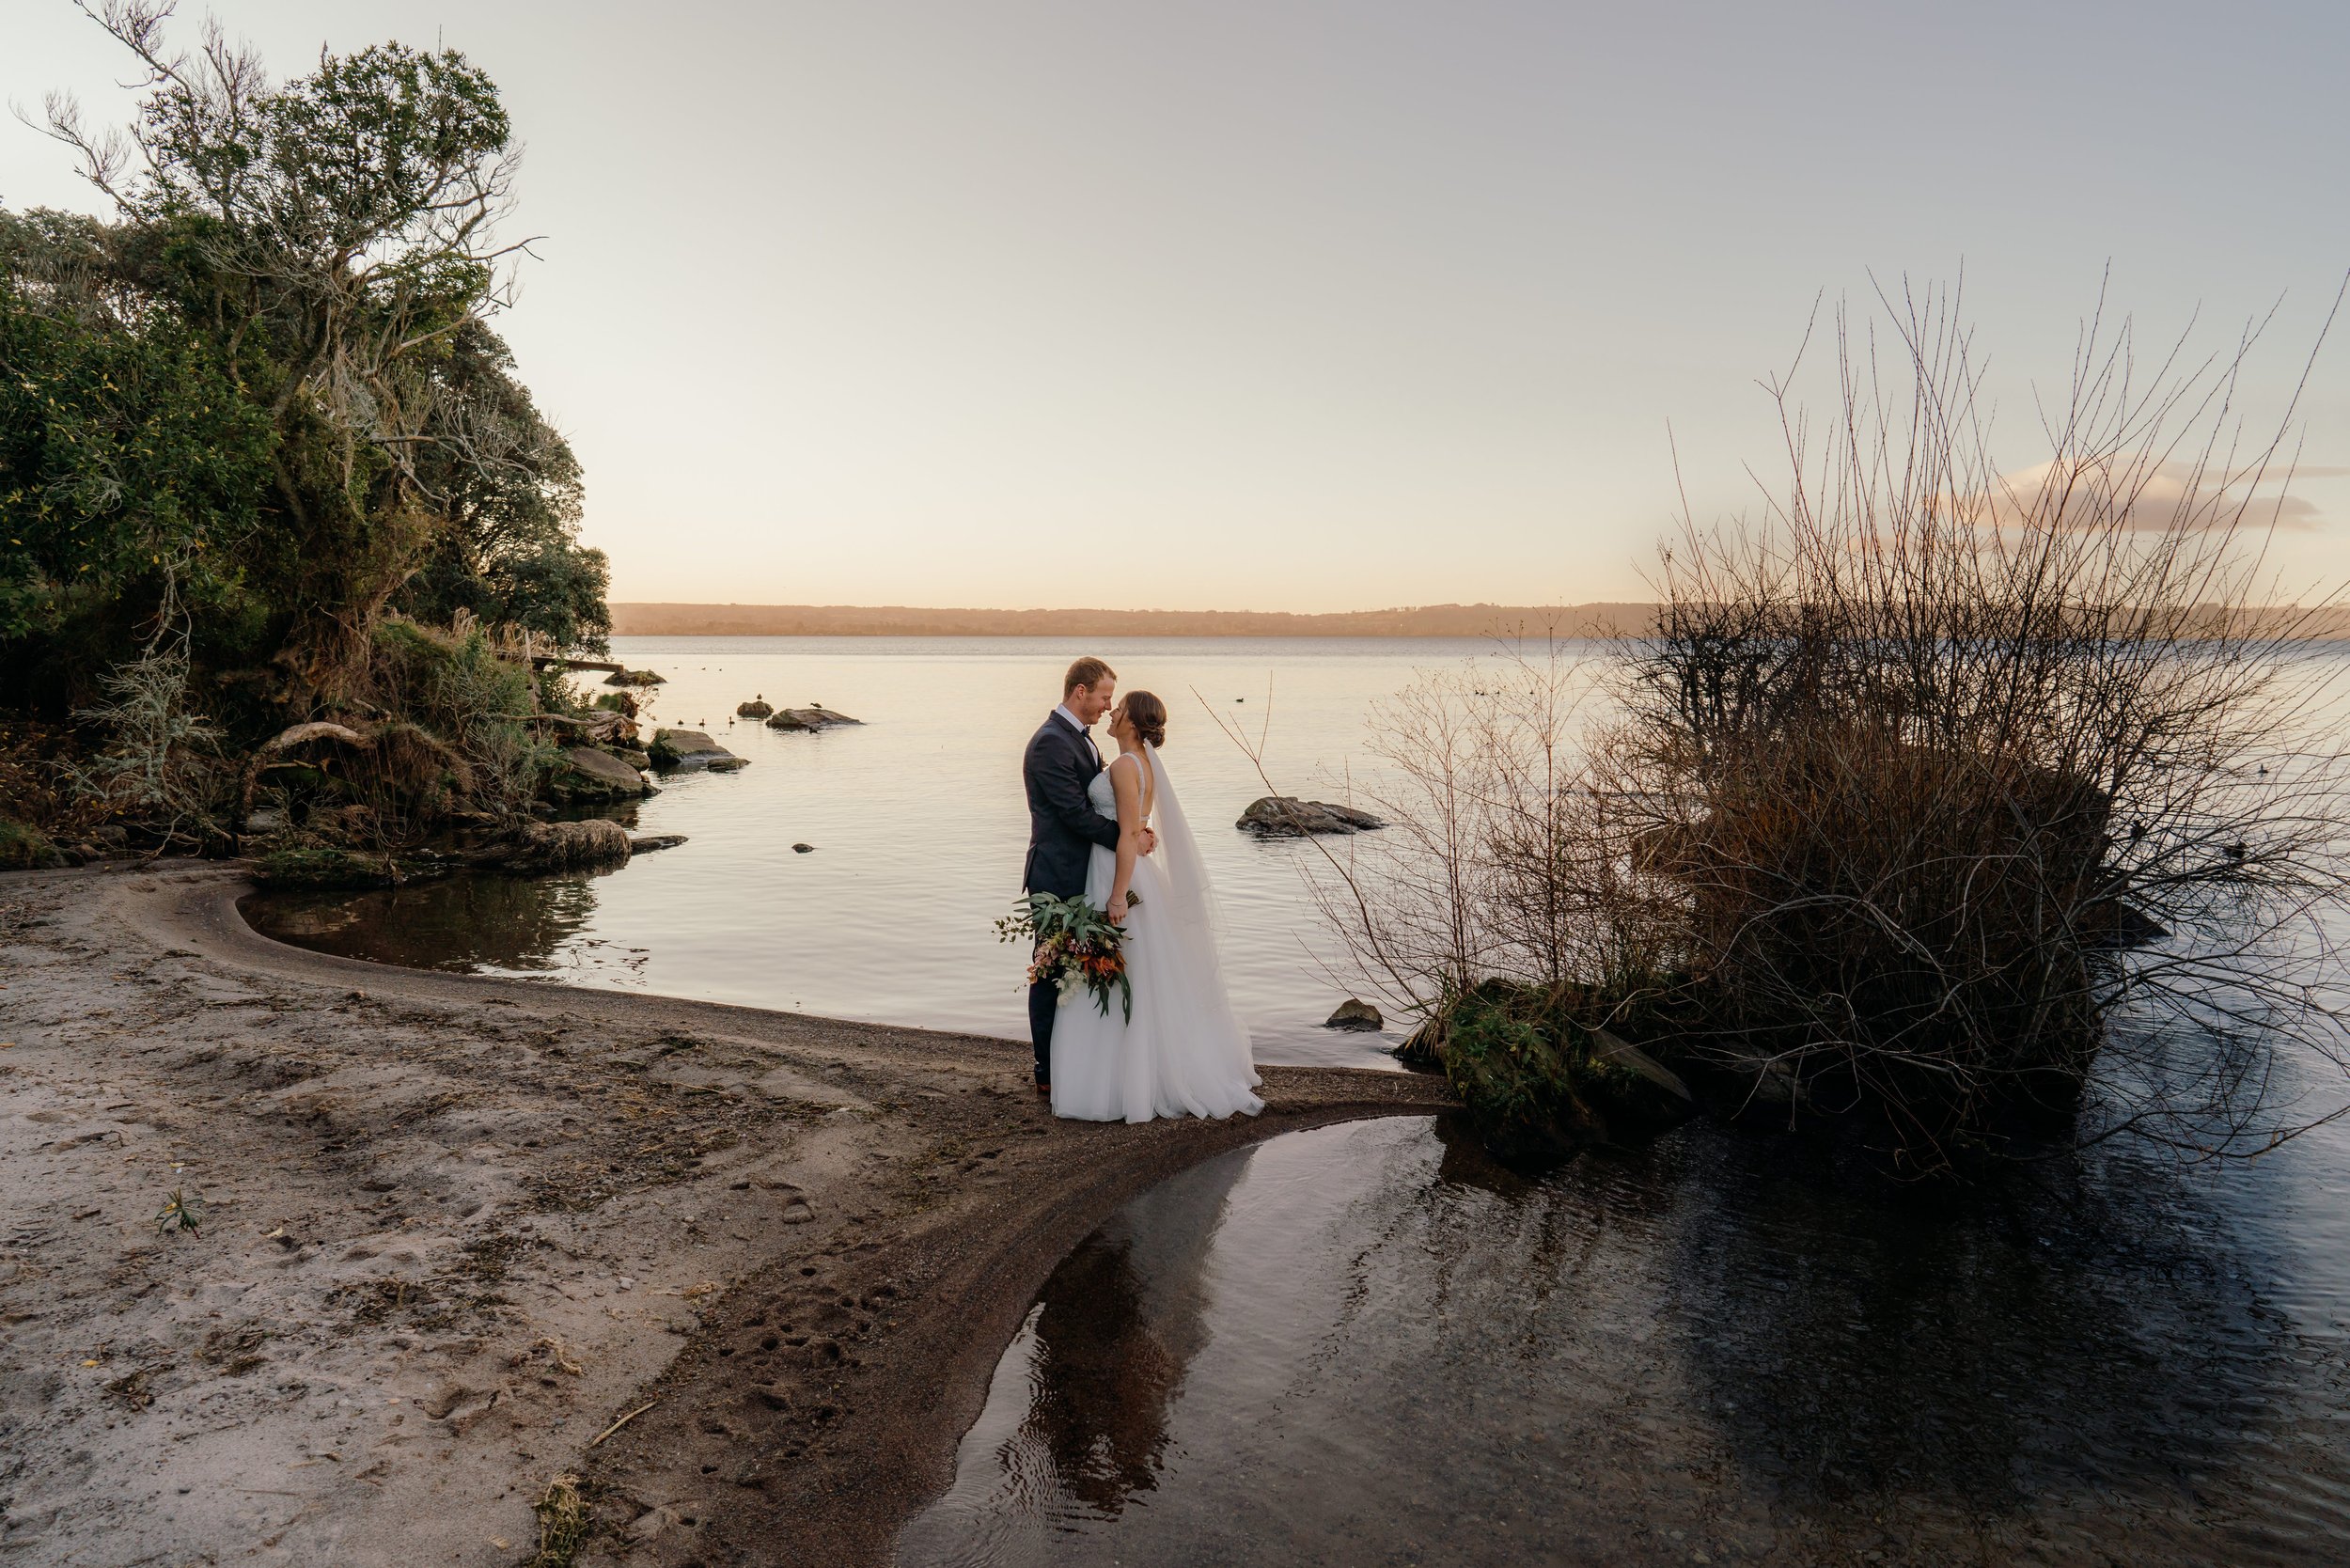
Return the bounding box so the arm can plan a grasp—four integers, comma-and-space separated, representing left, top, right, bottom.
247, 635, 1506, 1067
901, 1106, 2350, 1567
240, 635, 2350, 1562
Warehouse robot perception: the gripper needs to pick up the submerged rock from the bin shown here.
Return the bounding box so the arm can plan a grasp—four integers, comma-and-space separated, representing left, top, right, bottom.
604, 668, 666, 687
2084, 900, 2169, 949
765, 706, 861, 731
649, 729, 749, 773
791, 842, 815, 854
1325, 998, 1385, 1031
1236, 797, 1386, 837
629, 834, 688, 855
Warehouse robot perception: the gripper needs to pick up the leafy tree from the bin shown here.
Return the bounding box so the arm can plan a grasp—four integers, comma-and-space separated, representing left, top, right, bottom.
2, 1, 608, 727
0, 212, 273, 648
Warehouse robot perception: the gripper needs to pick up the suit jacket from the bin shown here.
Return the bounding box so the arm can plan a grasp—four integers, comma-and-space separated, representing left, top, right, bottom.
1022, 711, 1120, 898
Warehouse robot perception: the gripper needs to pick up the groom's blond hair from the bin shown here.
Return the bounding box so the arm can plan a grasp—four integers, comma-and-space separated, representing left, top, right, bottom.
1063, 656, 1116, 696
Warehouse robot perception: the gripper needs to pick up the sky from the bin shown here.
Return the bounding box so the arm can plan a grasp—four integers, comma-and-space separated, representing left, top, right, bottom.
5, 0, 2348, 612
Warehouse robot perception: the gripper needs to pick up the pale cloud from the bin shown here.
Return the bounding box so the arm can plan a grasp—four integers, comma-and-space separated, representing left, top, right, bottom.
1978, 459, 2326, 534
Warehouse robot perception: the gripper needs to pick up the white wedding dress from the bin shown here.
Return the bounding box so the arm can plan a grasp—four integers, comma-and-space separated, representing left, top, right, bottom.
1051, 744, 1264, 1123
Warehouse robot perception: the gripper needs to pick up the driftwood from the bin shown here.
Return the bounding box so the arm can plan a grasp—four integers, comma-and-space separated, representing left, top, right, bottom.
529, 710, 638, 745
236, 722, 369, 831
234, 720, 474, 833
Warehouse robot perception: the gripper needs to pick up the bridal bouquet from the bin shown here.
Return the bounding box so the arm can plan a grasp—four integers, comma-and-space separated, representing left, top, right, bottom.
996, 891, 1142, 1022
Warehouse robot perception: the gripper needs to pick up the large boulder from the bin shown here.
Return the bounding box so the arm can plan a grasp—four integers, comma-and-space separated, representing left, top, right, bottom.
765, 706, 861, 732
1325, 998, 1385, 1031
1236, 797, 1386, 837
649, 729, 749, 773
546, 745, 654, 804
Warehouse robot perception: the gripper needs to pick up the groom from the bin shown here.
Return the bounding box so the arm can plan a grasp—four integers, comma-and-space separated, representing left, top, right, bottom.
1022, 656, 1153, 1092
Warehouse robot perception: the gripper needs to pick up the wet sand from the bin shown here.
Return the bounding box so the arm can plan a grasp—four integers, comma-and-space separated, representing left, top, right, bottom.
0, 863, 1449, 1566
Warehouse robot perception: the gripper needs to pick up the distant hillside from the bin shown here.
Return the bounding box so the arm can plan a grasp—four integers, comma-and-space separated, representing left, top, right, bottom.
607, 603, 1659, 638
610, 601, 2350, 641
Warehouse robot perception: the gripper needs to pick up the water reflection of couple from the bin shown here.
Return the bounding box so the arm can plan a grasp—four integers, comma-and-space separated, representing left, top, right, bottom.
1020, 656, 1262, 1123
1010, 1149, 1242, 1515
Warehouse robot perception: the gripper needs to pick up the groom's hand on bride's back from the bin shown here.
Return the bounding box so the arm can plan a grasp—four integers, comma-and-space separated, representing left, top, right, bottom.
1137, 826, 1158, 855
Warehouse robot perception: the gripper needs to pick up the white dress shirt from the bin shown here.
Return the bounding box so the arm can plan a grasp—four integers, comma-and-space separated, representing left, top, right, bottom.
1053, 704, 1102, 769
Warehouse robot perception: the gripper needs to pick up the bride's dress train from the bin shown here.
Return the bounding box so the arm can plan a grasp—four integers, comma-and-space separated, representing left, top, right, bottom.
1051, 744, 1263, 1123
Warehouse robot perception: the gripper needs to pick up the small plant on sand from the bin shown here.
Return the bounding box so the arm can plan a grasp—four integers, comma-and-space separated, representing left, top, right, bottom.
153, 1189, 202, 1235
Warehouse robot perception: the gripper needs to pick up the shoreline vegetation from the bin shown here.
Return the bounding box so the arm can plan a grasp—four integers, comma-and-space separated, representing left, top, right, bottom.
607, 600, 2350, 639
0, 10, 653, 897
1283, 286, 2350, 1181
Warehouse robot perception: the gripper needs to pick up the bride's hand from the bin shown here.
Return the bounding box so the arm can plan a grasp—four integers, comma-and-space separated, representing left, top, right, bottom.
1107, 891, 1129, 924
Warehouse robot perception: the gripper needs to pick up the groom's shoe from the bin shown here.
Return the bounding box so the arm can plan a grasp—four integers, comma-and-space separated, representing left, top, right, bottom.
1033, 1080, 1051, 1095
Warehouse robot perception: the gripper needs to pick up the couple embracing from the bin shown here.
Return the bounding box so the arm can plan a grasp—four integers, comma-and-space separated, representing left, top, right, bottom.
1020, 657, 1264, 1123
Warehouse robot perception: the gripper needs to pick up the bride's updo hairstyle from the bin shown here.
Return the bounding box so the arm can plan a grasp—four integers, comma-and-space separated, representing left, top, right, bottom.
1120, 691, 1167, 747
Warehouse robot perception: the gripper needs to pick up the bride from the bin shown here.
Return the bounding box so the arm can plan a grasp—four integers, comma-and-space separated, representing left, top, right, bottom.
1052, 690, 1264, 1123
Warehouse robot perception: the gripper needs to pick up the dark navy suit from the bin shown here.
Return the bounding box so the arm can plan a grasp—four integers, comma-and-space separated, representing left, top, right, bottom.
1022, 710, 1120, 1083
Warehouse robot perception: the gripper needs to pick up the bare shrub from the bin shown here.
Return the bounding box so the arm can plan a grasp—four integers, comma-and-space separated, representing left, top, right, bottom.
1305, 283, 2350, 1175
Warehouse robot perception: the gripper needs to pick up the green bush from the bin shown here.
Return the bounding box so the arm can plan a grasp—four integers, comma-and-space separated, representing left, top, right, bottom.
1418, 978, 1696, 1167
370, 620, 551, 812
0, 816, 66, 870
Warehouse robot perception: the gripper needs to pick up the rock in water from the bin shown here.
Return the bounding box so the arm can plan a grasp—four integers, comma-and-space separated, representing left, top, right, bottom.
547, 745, 654, 804
736, 698, 775, 718
1236, 796, 1386, 837
765, 706, 862, 731
1588, 1027, 1693, 1103
1325, 998, 1385, 1030
628, 835, 688, 854
474, 818, 633, 875
791, 842, 815, 854
604, 668, 666, 686
648, 729, 750, 773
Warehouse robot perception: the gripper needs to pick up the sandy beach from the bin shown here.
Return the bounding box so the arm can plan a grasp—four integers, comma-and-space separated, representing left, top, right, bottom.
0, 863, 1449, 1566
